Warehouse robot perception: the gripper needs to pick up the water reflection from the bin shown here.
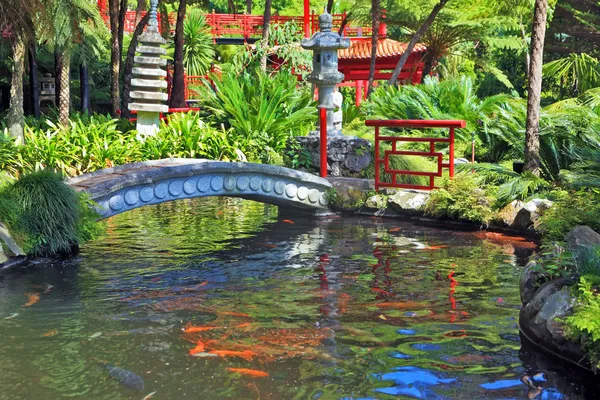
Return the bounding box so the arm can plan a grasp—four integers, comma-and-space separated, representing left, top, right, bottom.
0, 197, 598, 399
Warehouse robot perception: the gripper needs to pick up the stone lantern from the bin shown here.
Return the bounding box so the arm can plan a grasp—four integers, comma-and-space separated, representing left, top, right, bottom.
128, 0, 169, 137
301, 11, 350, 136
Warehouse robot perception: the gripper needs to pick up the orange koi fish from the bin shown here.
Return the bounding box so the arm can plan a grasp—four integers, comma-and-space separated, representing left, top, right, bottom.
389, 227, 402, 233
234, 322, 252, 329
24, 293, 40, 307
209, 350, 256, 361
282, 219, 295, 225
43, 330, 58, 337
183, 323, 221, 333
423, 245, 448, 250
227, 368, 269, 377
189, 342, 206, 355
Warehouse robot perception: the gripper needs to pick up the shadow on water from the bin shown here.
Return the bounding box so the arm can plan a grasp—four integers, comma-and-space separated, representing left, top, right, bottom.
0, 197, 598, 400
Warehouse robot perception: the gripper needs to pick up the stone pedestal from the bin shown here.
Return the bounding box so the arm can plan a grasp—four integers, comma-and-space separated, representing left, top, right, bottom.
294, 136, 372, 177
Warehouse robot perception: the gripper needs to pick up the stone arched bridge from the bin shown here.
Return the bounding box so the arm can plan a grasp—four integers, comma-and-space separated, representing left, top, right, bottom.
67, 159, 332, 219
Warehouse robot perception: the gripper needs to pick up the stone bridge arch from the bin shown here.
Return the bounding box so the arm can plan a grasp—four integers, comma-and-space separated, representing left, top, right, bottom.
67, 159, 332, 219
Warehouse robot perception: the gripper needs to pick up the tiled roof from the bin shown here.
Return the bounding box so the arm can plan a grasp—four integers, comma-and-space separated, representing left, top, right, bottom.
338, 38, 427, 60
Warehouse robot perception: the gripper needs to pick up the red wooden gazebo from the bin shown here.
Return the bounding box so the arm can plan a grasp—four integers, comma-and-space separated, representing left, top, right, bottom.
337, 23, 427, 106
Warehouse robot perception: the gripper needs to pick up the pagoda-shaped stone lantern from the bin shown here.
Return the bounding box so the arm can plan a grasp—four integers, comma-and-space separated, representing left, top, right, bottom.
301, 11, 350, 137
129, 0, 168, 137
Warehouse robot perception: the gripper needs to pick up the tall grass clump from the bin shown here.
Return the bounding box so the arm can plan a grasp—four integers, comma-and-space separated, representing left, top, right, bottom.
1, 170, 101, 256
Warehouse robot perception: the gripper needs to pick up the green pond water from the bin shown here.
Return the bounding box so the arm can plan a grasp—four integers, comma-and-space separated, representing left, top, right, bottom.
0, 197, 598, 400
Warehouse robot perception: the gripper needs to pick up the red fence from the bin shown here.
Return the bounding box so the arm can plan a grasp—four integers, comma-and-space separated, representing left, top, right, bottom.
107, 11, 371, 38
366, 120, 466, 191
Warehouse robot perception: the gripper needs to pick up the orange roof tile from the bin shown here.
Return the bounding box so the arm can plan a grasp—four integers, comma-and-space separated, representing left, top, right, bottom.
338, 38, 427, 60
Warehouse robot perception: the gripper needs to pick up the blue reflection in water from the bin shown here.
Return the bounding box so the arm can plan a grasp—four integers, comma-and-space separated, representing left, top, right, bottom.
480, 379, 522, 390
374, 366, 456, 398
398, 329, 417, 335
391, 352, 412, 359
412, 343, 442, 351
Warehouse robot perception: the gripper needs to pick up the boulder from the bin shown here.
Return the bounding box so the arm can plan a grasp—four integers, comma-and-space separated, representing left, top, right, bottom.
326, 177, 373, 212
511, 199, 553, 230
519, 275, 587, 370
494, 200, 525, 227
388, 191, 429, 214
565, 226, 600, 252
520, 260, 544, 305
0, 222, 25, 257
0, 246, 6, 265
364, 194, 387, 210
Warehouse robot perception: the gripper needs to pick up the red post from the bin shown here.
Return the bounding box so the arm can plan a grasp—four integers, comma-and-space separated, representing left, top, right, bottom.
356, 81, 362, 107
374, 126, 380, 190
449, 127, 455, 178
320, 108, 328, 177
303, 0, 310, 38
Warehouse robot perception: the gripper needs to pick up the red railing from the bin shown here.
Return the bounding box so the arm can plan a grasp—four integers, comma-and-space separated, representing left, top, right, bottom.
366, 120, 467, 191
104, 11, 372, 38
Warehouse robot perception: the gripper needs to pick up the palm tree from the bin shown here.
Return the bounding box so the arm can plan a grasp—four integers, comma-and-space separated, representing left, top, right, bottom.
543, 53, 600, 98
0, 0, 39, 143
169, 0, 187, 108
182, 10, 215, 76
38, 0, 106, 124
524, 0, 549, 176
108, 0, 128, 116
388, 0, 449, 85
367, 0, 380, 97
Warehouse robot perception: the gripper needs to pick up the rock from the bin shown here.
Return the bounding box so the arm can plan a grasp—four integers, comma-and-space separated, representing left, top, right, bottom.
519, 276, 586, 370
565, 226, 600, 252
293, 136, 372, 177
326, 177, 373, 212
511, 198, 553, 230
0, 246, 6, 265
0, 222, 25, 256
365, 195, 387, 210
388, 191, 429, 214
520, 260, 544, 305
495, 200, 525, 227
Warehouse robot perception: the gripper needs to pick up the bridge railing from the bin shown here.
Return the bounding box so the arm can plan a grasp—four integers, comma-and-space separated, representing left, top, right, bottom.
106, 11, 372, 38
365, 120, 467, 191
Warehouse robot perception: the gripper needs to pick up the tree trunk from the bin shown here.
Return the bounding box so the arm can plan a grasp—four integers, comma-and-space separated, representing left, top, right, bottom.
228, 0, 237, 14
122, 12, 150, 118
108, 0, 121, 116
338, 11, 352, 36
388, 0, 448, 85
28, 41, 40, 118
246, 0, 252, 13
169, 0, 187, 108
135, 0, 146, 25
55, 50, 62, 107
259, 0, 273, 72
367, 0, 381, 97
58, 49, 70, 125
80, 61, 90, 114
7, 37, 26, 144
118, 0, 128, 65
327, 0, 334, 13
524, 0, 549, 176
420, 52, 435, 83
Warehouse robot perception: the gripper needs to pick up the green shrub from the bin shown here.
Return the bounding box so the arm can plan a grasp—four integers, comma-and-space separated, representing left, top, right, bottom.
538, 190, 600, 241
564, 276, 600, 371
197, 69, 315, 163
424, 172, 495, 224
1, 170, 101, 256
0, 129, 19, 176
575, 246, 600, 277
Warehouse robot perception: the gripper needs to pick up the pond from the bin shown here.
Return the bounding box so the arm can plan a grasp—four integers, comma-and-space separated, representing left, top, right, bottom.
1, 198, 598, 400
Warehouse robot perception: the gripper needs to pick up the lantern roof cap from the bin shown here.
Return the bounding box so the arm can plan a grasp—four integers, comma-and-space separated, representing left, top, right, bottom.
301, 12, 350, 51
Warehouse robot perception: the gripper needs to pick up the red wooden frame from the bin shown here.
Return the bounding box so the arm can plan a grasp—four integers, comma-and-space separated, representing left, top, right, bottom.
366, 120, 466, 191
